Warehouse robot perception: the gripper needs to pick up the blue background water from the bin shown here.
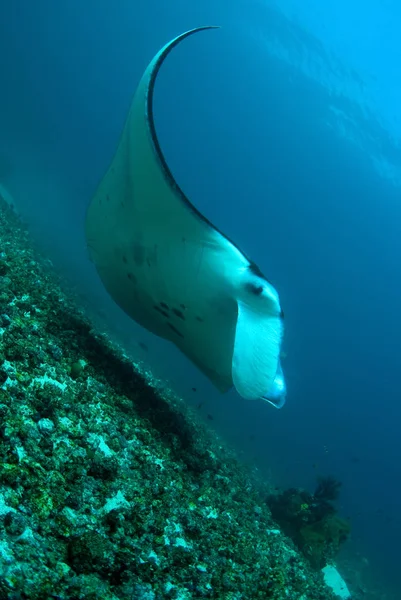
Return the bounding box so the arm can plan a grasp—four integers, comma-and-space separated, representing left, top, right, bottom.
0, 0, 400, 595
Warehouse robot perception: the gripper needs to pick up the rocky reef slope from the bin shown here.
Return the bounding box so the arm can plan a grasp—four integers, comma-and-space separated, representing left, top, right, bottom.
0, 197, 334, 600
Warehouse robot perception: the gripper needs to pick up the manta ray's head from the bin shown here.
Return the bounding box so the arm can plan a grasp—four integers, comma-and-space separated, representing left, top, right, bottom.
231, 265, 286, 407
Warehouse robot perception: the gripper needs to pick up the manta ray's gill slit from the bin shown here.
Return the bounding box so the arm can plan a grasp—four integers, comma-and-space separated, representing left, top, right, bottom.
156, 302, 186, 321
122, 256, 128, 264
172, 308, 185, 320
168, 323, 184, 338
195, 316, 204, 322
127, 272, 136, 283
153, 305, 169, 318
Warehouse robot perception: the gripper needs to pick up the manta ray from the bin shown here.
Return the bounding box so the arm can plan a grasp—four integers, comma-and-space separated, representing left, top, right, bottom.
85, 26, 287, 407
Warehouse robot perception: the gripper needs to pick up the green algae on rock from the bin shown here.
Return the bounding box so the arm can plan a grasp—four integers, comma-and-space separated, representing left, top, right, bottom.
0, 195, 335, 599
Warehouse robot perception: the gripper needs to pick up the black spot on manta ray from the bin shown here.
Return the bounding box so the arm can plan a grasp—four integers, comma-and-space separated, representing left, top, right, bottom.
153, 305, 169, 318
172, 308, 185, 320
167, 323, 184, 338
160, 301, 169, 310
248, 262, 273, 284
248, 262, 264, 278
247, 265, 283, 316
245, 282, 263, 296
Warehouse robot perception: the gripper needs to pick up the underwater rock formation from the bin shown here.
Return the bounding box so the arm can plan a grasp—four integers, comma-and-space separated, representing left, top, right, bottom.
266, 477, 350, 569
0, 196, 335, 598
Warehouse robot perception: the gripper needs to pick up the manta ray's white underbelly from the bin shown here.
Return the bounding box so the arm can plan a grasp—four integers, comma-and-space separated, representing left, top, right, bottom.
95, 221, 240, 391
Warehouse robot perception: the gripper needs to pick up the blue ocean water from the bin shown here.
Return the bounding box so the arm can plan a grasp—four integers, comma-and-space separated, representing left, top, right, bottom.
0, 0, 400, 595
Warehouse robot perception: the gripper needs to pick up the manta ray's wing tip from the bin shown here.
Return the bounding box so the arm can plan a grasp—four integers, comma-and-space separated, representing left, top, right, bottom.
192, 25, 221, 31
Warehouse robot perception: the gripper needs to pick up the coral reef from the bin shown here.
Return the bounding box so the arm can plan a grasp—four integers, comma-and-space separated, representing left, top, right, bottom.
0, 195, 336, 598
266, 477, 350, 569
314, 475, 342, 502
